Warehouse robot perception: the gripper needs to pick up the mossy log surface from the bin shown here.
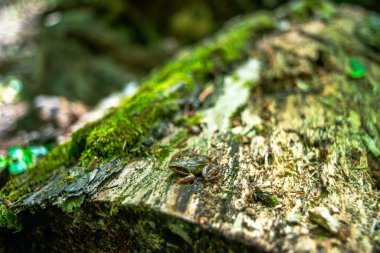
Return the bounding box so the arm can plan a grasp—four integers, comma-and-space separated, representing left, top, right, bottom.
1, 1, 380, 252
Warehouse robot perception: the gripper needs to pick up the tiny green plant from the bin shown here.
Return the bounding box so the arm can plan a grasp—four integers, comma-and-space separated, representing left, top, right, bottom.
348, 58, 366, 79
0, 146, 48, 175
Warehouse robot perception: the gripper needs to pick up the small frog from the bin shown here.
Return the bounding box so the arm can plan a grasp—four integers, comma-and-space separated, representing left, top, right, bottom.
168, 150, 222, 184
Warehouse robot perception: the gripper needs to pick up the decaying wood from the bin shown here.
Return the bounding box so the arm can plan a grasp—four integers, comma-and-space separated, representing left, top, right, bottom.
1, 2, 379, 252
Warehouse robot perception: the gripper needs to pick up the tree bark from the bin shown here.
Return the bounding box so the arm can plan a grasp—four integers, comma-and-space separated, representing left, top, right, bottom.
1, 1, 379, 252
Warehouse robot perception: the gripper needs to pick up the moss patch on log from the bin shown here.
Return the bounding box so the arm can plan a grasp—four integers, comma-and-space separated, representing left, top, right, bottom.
0, 203, 20, 231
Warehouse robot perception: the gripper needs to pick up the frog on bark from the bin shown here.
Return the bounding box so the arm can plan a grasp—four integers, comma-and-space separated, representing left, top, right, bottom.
168, 150, 222, 184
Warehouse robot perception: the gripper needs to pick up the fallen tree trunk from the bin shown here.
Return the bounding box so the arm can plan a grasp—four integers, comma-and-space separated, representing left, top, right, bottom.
1, 1, 379, 252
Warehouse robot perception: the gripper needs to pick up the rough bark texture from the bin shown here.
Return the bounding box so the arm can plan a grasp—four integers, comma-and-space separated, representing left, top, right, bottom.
1, 1, 380, 252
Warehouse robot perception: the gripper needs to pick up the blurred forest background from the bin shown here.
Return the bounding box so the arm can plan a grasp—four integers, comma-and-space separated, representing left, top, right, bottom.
0, 0, 379, 181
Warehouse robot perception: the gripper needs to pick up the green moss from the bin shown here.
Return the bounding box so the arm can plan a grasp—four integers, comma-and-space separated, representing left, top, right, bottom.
85, 156, 102, 172
310, 226, 335, 240
0, 203, 21, 231
253, 188, 280, 208
81, 99, 178, 164
216, 13, 274, 61
56, 175, 77, 188
186, 113, 204, 126
34, 142, 74, 176
363, 135, 380, 157
59, 195, 85, 213
289, 0, 335, 21
151, 144, 173, 163
151, 129, 190, 163
169, 129, 189, 147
